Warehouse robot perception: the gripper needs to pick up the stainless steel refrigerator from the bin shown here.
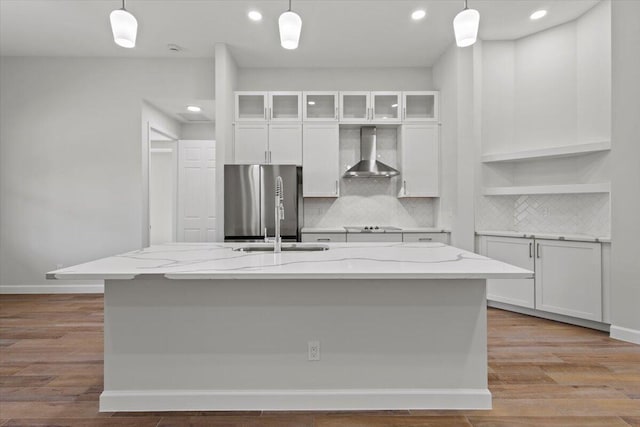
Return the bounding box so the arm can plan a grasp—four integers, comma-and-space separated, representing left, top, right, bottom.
224, 165, 302, 242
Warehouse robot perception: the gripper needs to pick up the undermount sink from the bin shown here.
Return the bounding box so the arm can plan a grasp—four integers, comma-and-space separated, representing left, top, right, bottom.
234, 243, 329, 252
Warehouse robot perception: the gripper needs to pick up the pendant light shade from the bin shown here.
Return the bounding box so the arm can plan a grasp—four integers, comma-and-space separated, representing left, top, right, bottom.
110, 0, 138, 48
279, 0, 302, 50
453, 1, 479, 47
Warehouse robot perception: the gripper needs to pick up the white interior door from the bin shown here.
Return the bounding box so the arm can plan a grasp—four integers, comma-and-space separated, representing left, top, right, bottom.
178, 140, 217, 242
149, 143, 177, 244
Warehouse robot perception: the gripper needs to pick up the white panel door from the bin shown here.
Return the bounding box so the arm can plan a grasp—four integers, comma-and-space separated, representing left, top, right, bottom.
178, 140, 216, 242
234, 123, 268, 164
302, 123, 340, 197
399, 124, 439, 197
535, 239, 602, 321
268, 123, 302, 165
480, 236, 535, 309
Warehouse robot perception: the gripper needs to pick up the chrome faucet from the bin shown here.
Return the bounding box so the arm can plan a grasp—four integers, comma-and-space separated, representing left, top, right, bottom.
274, 176, 284, 253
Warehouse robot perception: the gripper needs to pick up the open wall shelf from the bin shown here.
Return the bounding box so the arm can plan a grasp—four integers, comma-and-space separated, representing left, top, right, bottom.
483, 183, 610, 196
481, 141, 611, 164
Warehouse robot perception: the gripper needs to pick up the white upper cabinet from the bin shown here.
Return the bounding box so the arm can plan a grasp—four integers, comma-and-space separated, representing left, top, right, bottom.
268, 123, 302, 164
302, 123, 340, 197
303, 92, 339, 121
371, 91, 402, 123
235, 91, 302, 122
403, 91, 439, 121
398, 123, 440, 197
235, 92, 269, 122
233, 122, 302, 165
339, 91, 402, 123
268, 91, 302, 122
339, 91, 370, 122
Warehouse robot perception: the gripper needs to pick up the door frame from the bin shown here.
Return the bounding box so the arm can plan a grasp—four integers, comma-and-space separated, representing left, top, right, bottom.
143, 121, 179, 248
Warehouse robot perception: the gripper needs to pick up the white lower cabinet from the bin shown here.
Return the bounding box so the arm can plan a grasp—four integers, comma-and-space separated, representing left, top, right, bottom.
481, 236, 535, 309
402, 232, 450, 244
302, 123, 340, 197
347, 233, 403, 243
535, 239, 602, 321
301, 232, 346, 243
479, 236, 602, 321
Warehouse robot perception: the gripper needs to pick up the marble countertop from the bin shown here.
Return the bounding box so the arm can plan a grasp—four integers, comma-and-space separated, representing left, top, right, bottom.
476, 230, 611, 243
47, 242, 532, 281
301, 227, 451, 234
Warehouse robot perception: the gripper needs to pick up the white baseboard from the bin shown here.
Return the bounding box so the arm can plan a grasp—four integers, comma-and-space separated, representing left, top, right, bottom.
0, 284, 104, 294
610, 325, 640, 345
100, 388, 492, 412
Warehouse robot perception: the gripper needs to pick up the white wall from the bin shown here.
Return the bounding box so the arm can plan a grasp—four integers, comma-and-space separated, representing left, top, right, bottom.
238, 67, 433, 91
610, 0, 640, 343
482, 1, 611, 153
0, 57, 214, 293
181, 122, 215, 140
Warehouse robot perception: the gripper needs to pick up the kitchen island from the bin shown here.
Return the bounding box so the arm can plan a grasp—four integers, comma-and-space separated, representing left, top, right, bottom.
48, 242, 532, 412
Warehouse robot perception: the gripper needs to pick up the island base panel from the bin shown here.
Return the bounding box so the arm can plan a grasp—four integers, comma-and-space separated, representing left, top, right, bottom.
101, 277, 490, 411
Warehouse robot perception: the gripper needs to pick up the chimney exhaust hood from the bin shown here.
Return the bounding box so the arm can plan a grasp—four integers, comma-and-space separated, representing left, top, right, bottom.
343, 127, 400, 178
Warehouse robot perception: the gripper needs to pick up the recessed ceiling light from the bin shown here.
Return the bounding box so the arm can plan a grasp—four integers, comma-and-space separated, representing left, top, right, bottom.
530, 10, 547, 20
186, 105, 202, 112
308, 101, 316, 105
391, 104, 398, 108
248, 10, 262, 21
411, 9, 426, 20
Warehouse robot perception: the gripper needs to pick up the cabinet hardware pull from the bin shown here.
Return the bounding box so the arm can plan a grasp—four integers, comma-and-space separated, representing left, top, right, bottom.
403, 107, 406, 120
335, 180, 339, 195
317, 238, 331, 242
269, 107, 272, 120
264, 151, 268, 163
403, 180, 407, 195
335, 107, 338, 120
536, 243, 541, 258
418, 237, 433, 241
264, 107, 267, 120
529, 242, 533, 258
269, 151, 272, 163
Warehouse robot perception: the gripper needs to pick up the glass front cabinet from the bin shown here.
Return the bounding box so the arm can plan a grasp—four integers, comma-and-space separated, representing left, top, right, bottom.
303, 92, 339, 121
235, 91, 302, 122
403, 91, 439, 121
339, 91, 402, 123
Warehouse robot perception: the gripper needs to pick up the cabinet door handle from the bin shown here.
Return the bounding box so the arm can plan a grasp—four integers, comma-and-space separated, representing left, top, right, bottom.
418, 237, 433, 241
268, 151, 271, 163
536, 243, 541, 258
269, 107, 272, 120
317, 238, 331, 242
403, 180, 407, 195
335, 107, 338, 120
403, 107, 406, 120
529, 242, 533, 258
335, 180, 339, 195
264, 107, 267, 120
264, 151, 268, 163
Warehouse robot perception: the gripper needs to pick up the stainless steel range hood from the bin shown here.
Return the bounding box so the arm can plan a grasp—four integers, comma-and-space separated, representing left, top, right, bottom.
343, 127, 400, 178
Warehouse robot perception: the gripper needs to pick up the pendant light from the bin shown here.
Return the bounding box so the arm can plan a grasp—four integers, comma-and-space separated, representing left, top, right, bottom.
110, 0, 138, 48
279, 0, 302, 50
453, 0, 479, 47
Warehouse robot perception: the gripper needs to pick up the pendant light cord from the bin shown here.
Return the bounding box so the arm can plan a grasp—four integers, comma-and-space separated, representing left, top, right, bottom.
122, 0, 126, 10
288, 0, 292, 11
464, 0, 468, 10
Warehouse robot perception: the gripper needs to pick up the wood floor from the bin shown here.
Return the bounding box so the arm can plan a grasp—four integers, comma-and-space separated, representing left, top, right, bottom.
0, 294, 638, 427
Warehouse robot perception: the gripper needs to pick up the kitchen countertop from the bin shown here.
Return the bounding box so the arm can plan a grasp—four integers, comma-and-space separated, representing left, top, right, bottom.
301, 227, 451, 233
47, 242, 531, 281
476, 230, 611, 243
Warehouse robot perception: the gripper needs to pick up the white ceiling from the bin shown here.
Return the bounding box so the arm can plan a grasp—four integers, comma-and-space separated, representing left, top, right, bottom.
148, 98, 216, 123
0, 0, 600, 68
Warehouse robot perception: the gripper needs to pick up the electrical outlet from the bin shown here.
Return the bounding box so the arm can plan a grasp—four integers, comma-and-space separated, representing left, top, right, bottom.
308, 340, 320, 361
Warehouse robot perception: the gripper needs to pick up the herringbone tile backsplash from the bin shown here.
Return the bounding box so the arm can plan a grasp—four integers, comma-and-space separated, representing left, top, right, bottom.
477, 193, 610, 237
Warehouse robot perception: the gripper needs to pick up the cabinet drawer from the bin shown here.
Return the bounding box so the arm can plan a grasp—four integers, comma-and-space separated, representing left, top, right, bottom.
402, 232, 450, 244
346, 233, 403, 243
301, 233, 346, 243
